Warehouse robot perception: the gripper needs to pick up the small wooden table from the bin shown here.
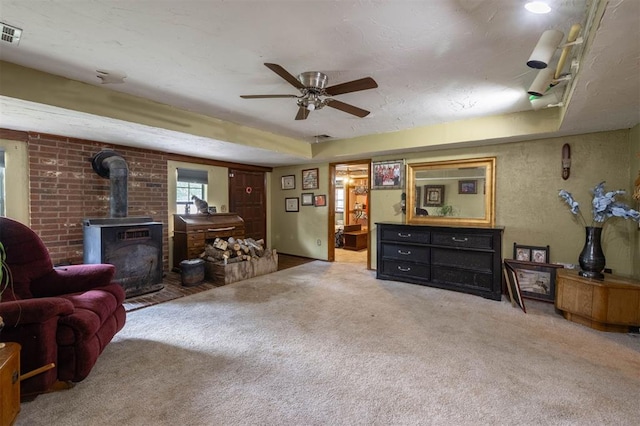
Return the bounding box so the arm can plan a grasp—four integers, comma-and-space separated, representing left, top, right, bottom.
343, 230, 368, 251
0, 342, 20, 426
555, 269, 640, 332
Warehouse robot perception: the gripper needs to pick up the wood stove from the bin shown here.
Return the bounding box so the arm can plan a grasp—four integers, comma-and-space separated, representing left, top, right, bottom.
83, 149, 164, 298
84, 217, 163, 298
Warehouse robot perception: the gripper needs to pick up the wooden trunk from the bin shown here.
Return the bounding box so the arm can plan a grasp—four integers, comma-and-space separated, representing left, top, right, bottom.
204, 249, 278, 285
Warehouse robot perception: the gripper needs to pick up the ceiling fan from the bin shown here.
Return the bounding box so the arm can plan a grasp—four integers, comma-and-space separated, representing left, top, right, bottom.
240, 63, 378, 120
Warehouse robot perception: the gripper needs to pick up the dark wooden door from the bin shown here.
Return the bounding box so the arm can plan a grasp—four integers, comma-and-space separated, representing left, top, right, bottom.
228, 169, 267, 242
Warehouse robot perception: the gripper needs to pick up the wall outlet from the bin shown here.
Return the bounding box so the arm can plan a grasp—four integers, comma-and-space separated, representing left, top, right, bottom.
316, 239, 322, 246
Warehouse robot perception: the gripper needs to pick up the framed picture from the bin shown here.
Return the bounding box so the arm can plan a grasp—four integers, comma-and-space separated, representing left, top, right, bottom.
504, 259, 563, 303
371, 160, 404, 189
281, 175, 295, 190
458, 179, 477, 194
314, 194, 327, 207
301, 193, 314, 206
302, 168, 319, 190
424, 185, 445, 207
503, 262, 526, 313
285, 197, 299, 212
513, 243, 549, 263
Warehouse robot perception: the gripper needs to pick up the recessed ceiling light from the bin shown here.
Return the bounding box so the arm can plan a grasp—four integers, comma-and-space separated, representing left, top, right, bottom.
525, 1, 552, 14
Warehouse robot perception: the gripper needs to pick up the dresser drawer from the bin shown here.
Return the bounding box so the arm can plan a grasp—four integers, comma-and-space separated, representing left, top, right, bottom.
432, 232, 493, 249
381, 243, 430, 263
380, 260, 430, 281
380, 226, 430, 244
432, 248, 493, 272
432, 266, 494, 290
188, 231, 206, 242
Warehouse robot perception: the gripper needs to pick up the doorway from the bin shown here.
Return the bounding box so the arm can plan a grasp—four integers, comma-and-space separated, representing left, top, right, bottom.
329, 161, 371, 268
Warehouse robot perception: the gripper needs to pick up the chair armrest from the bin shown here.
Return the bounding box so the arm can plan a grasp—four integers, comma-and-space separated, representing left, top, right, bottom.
0, 297, 74, 326
31, 264, 116, 297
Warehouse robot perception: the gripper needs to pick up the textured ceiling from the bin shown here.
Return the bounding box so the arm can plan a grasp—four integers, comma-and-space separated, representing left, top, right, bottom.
0, 0, 638, 166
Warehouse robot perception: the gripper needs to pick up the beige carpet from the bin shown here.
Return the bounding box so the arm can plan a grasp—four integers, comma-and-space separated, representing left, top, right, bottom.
17, 260, 640, 425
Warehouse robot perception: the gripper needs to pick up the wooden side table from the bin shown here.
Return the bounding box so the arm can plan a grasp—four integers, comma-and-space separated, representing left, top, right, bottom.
555, 269, 640, 332
343, 230, 368, 251
0, 342, 20, 426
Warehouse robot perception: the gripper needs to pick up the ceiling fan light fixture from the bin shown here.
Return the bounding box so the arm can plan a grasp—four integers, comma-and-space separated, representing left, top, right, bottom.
298, 71, 328, 90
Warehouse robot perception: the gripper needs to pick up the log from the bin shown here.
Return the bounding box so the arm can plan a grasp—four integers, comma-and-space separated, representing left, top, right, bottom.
204, 249, 278, 285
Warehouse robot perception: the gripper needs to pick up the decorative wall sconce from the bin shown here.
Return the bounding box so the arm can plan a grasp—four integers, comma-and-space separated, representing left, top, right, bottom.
562, 143, 571, 180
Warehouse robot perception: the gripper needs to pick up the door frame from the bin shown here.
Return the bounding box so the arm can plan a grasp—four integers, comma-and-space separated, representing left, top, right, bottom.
328, 160, 371, 269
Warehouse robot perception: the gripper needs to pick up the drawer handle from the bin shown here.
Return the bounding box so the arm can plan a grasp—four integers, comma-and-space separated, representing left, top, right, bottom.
398, 250, 412, 255
451, 237, 468, 242
397, 266, 411, 272
397, 233, 412, 238
12, 370, 19, 384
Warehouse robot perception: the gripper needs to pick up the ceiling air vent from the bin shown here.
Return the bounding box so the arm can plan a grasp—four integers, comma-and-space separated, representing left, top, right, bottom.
1, 22, 22, 45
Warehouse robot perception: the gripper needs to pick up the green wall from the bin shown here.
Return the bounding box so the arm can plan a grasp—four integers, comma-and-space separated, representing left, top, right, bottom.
272, 129, 639, 278
629, 124, 640, 278
270, 164, 331, 259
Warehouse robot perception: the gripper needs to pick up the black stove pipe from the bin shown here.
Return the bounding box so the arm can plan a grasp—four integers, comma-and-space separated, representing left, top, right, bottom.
91, 150, 129, 218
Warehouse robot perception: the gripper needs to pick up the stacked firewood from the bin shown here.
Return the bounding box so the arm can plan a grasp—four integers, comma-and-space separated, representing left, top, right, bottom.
202, 237, 268, 264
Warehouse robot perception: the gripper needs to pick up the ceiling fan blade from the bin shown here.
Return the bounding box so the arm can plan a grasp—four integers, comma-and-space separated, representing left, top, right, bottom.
325, 77, 378, 96
325, 99, 370, 118
295, 106, 310, 120
240, 94, 299, 99
264, 63, 305, 90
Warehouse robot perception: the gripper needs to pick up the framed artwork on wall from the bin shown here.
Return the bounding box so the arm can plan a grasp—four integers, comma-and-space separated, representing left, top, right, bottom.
281, 175, 295, 190
371, 160, 404, 189
458, 179, 477, 194
285, 197, 299, 212
424, 185, 445, 207
302, 168, 319, 190
301, 193, 314, 206
314, 194, 327, 207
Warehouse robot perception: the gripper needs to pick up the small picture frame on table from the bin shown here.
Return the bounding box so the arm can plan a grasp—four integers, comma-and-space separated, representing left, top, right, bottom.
504, 259, 563, 303
301, 193, 314, 206
302, 168, 319, 190
281, 175, 295, 190
513, 243, 549, 263
285, 197, 299, 212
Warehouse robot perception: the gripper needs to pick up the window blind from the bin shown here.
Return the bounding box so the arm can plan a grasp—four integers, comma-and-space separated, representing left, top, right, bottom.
177, 168, 208, 184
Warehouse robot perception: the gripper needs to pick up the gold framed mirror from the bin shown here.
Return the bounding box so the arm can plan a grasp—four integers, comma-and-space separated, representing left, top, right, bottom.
406, 157, 496, 227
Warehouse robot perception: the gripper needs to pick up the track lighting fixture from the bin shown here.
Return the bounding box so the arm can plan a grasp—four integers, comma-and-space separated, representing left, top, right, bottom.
527, 30, 565, 69
527, 68, 555, 97
530, 90, 563, 110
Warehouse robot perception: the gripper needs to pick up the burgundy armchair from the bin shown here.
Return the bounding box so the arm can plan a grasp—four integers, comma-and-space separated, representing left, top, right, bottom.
0, 217, 126, 395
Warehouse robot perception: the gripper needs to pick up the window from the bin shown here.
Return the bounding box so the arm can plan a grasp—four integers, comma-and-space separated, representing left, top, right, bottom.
335, 187, 345, 213
0, 150, 5, 215
176, 168, 208, 214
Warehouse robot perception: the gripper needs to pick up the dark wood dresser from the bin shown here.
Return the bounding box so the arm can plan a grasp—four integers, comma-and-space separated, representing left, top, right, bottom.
173, 213, 245, 267
376, 222, 504, 300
